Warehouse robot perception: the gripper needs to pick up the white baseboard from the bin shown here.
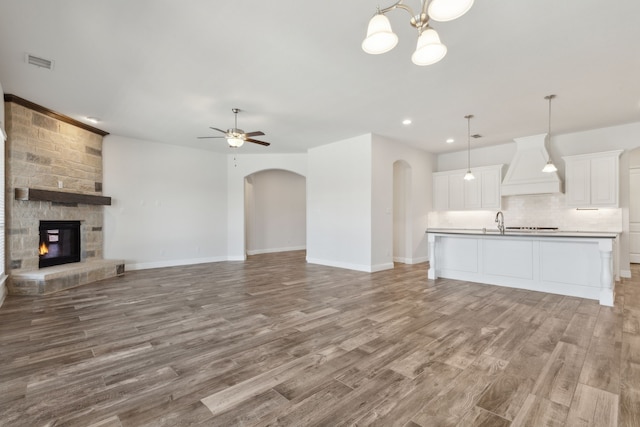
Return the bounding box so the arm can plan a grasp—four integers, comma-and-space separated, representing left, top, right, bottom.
371, 262, 394, 272
126, 256, 229, 271
306, 257, 393, 273
394, 256, 429, 265
0, 274, 8, 309
246, 246, 306, 256
621, 269, 632, 279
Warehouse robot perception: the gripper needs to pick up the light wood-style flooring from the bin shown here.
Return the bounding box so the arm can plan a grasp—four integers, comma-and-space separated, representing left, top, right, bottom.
1, 251, 639, 426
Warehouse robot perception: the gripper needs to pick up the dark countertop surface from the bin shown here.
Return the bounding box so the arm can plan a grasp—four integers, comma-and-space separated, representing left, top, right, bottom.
426, 228, 618, 239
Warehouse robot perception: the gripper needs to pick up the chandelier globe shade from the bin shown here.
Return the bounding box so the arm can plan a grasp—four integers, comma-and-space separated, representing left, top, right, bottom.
362, 14, 399, 54
411, 28, 447, 66
428, 0, 475, 22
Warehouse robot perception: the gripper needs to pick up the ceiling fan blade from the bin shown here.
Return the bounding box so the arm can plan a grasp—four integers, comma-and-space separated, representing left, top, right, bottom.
245, 138, 270, 146
209, 127, 228, 134
197, 136, 225, 139
244, 131, 265, 137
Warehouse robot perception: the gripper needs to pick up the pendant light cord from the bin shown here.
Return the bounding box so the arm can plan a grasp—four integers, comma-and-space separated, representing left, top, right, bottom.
465, 114, 473, 171
548, 95, 552, 137
544, 94, 556, 147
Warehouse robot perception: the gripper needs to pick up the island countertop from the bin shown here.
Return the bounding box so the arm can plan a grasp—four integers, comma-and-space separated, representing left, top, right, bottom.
426, 228, 618, 239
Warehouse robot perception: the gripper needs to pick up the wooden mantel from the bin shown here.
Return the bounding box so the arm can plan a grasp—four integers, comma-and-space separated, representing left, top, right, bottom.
15, 188, 111, 206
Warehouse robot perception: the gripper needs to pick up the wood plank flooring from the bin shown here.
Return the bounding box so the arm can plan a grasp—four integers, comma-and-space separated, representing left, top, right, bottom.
1, 251, 639, 426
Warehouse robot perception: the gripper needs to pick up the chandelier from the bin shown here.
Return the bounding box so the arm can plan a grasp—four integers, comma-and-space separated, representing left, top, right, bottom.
362, 0, 474, 66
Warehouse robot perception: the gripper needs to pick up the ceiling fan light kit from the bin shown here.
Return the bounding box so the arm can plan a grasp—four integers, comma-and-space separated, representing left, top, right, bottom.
227, 135, 244, 148
362, 0, 474, 65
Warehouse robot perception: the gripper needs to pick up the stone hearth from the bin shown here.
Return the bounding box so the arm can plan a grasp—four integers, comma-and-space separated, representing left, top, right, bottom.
9, 260, 125, 295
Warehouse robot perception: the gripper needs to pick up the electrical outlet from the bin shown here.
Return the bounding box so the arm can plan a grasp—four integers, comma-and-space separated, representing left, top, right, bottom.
58, 181, 63, 188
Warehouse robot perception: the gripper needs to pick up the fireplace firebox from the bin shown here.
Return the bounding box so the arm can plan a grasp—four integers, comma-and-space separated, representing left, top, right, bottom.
39, 221, 81, 268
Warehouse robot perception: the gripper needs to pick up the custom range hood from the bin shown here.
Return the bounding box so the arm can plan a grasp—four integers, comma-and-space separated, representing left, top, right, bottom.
501, 134, 563, 196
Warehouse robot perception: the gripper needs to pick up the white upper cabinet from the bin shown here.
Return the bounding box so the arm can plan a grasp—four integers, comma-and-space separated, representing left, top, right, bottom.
479, 166, 502, 210
433, 165, 503, 211
433, 173, 450, 211
563, 150, 622, 208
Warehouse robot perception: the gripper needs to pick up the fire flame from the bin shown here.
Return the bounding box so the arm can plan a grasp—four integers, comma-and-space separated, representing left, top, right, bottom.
39, 242, 49, 256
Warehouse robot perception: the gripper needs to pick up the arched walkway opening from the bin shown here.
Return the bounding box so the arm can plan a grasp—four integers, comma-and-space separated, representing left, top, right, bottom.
244, 169, 306, 255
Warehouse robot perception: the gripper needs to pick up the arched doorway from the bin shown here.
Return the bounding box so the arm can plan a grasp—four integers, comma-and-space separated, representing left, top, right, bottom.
393, 160, 412, 264
244, 169, 306, 255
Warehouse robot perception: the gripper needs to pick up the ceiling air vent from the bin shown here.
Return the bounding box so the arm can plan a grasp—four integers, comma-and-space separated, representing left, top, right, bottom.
25, 53, 54, 70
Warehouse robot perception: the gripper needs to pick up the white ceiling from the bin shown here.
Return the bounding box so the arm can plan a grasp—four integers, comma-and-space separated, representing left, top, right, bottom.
1, 0, 639, 154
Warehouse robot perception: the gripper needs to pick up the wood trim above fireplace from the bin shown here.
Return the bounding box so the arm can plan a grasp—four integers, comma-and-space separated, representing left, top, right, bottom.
15, 188, 112, 206
4, 94, 109, 136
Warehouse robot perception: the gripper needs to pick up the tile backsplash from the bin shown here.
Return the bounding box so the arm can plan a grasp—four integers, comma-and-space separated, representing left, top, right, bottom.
428, 193, 623, 232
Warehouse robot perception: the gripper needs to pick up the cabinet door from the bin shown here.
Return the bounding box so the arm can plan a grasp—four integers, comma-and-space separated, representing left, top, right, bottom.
448, 173, 465, 211
433, 174, 449, 211
480, 167, 502, 209
565, 158, 591, 207
590, 156, 618, 207
464, 176, 481, 209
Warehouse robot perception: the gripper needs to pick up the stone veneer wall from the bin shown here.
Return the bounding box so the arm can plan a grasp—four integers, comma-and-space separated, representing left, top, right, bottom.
5, 100, 105, 273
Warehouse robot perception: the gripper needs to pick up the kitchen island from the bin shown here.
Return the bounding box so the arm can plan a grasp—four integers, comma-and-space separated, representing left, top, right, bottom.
426, 228, 618, 306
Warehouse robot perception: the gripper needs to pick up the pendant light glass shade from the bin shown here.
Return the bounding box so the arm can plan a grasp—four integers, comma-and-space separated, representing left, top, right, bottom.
227, 136, 244, 148
362, 14, 399, 54
428, 0, 475, 22
411, 28, 447, 66
464, 170, 475, 180
542, 160, 558, 173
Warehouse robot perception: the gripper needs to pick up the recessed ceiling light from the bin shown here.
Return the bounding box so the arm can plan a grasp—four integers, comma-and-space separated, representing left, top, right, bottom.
402, 119, 412, 125
85, 117, 100, 124
446, 138, 454, 143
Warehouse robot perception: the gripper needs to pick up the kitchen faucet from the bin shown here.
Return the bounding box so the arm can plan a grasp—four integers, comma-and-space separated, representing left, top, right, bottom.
495, 211, 505, 234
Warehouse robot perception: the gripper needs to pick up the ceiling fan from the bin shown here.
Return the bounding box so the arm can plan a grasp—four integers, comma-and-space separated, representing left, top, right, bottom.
198, 108, 270, 148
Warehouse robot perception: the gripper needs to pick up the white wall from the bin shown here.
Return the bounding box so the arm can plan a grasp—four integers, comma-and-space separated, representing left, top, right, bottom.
103, 136, 228, 270
393, 161, 411, 262
227, 153, 307, 259
434, 121, 640, 277
372, 135, 435, 269
307, 135, 373, 271
245, 169, 306, 254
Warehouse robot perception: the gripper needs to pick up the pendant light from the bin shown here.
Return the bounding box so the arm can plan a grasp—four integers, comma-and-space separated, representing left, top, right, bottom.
542, 94, 558, 173
463, 114, 475, 181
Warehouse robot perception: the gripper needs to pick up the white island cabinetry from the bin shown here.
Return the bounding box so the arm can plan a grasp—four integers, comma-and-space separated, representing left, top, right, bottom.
427, 229, 617, 306
432, 164, 503, 211
563, 150, 622, 208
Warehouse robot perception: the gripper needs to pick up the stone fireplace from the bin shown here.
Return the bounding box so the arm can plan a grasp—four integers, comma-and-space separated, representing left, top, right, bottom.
4, 95, 124, 295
